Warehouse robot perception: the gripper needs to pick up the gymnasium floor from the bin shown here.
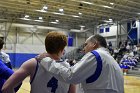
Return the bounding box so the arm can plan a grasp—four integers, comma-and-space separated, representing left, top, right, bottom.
17, 75, 140, 93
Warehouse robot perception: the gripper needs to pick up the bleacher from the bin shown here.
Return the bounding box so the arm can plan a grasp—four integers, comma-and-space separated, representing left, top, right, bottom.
128, 57, 140, 75
128, 48, 140, 75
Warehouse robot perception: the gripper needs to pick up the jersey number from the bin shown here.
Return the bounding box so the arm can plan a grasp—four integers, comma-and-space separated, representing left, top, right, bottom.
47, 77, 58, 93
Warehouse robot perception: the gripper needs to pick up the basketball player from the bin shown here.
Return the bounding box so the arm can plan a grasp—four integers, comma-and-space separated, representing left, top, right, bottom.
2, 32, 76, 93
37, 34, 124, 93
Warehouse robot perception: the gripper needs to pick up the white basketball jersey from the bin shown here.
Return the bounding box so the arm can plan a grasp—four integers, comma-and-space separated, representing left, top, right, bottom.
0, 51, 10, 63
40, 48, 124, 93
81, 49, 124, 93
30, 61, 70, 93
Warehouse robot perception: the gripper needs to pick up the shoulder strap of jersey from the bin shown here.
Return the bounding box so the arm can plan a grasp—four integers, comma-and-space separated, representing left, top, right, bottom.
86, 50, 103, 83
30, 60, 39, 84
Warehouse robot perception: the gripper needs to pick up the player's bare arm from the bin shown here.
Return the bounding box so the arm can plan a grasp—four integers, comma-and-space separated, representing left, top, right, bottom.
2, 58, 37, 93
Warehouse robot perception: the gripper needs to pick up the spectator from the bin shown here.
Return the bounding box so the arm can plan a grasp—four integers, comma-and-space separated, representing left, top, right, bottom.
0, 38, 12, 69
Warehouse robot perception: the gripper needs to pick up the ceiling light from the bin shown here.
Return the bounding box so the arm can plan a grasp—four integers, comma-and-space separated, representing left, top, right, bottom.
103, 20, 112, 23
72, 15, 80, 18
59, 8, 64, 12
80, 25, 85, 28
20, 18, 31, 21
39, 17, 43, 20
137, 13, 140, 15
43, 6, 48, 10
34, 20, 44, 22
36, 9, 47, 13
25, 15, 29, 18
103, 5, 112, 8
78, 12, 82, 15
110, 3, 114, 5
53, 12, 65, 15
50, 22, 59, 24
55, 20, 59, 22
36, 5, 48, 13
80, 1, 93, 5
109, 19, 112, 21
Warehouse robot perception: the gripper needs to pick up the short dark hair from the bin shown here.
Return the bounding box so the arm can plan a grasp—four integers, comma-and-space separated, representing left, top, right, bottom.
45, 31, 67, 54
0, 38, 4, 50
90, 34, 107, 48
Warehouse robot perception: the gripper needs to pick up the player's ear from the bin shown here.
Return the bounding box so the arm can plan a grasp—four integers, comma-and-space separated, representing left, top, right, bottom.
92, 41, 99, 49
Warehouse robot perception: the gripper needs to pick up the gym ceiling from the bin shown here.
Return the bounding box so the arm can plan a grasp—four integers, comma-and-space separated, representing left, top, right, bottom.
0, 0, 140, 29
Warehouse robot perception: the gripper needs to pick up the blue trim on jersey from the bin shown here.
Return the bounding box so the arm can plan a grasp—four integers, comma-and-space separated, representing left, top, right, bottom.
30, 60, 39, 84
86, 50, 103, 83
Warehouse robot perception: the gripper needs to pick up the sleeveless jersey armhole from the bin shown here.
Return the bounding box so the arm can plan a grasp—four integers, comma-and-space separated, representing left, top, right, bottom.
30, 60, 39, 84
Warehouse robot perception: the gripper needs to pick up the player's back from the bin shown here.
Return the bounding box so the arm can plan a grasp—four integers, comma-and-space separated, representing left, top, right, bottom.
30, 61, 70, 93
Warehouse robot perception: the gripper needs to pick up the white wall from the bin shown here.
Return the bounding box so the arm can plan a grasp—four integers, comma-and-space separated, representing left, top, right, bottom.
96, 23, 128, 47
97, 24, 127, 37
0, 24, 78, 54
98, 25, 117, 37
1, 22, 129, 52
4, 44, 45, 54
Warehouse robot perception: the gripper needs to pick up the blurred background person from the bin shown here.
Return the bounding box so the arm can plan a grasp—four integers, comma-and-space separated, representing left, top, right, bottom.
0, 38, 12, 69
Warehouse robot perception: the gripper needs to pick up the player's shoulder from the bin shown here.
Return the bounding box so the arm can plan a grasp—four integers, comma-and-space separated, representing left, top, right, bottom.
25, 58, 37, 65
41, 57, 53, 63
21, 58, 37, 69
83, 52, 94, 58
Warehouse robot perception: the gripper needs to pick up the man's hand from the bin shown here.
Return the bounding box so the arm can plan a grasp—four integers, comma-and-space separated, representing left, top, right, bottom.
35, 52, 49, 62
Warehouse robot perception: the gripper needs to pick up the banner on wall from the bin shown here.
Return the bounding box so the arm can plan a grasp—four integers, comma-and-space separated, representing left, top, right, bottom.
99, 28, 104, 33
68, 36, 73, 46
127, 22, 138, 45
105, 27, 110, 32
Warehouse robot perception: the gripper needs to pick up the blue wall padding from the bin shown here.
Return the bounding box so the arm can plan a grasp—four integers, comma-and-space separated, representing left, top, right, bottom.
128, 28, 137, 39
8, 53, 16, 67
8, 53, 38, 68
127, 22, 138, 45
68, 37, 73, 46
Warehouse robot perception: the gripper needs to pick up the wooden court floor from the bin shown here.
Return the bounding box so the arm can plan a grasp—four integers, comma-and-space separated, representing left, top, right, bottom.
17, 76, 140, 93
